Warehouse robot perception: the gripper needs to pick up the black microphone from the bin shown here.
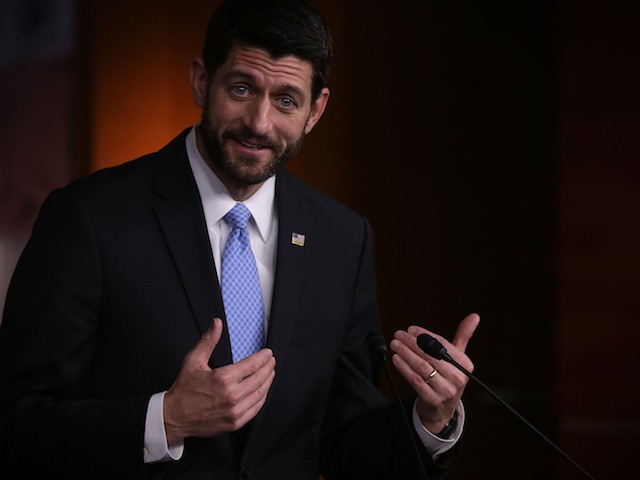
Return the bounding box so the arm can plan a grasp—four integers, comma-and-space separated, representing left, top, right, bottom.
367, 332, 428, 480
417, 333, 596, 480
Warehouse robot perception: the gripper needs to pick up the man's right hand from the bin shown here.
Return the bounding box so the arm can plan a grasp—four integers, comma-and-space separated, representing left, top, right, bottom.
163, 318, 276, 445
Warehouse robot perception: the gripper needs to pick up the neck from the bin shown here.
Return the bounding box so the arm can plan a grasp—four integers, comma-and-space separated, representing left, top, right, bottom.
224, 182, 263, 202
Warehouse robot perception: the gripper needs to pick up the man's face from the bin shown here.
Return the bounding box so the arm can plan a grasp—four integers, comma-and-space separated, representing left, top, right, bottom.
193, 46, 329, 189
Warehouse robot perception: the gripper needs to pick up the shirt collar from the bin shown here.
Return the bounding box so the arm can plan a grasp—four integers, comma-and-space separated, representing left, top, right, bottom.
186, 126, 276, 243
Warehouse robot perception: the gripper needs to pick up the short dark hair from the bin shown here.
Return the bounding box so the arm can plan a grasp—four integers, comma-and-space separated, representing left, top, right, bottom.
202, 0, 333, 101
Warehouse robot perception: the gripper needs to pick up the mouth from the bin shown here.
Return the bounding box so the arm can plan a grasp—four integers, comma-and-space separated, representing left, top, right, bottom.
239, 140, 267, 151
222, 128, 277, 156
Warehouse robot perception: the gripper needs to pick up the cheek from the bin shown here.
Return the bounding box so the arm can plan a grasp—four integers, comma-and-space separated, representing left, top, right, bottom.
207, 106, 240, 134
207, 91, 241, 123
277, 114, 310, 140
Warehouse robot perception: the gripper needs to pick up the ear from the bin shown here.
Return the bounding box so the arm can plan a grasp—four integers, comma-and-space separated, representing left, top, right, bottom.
304, 87, 330, 134
190, 57, 208, 109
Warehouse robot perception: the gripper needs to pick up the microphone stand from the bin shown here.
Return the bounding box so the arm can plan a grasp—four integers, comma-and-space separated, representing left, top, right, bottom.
368, 332, 428, 480
417, 333, 596, 480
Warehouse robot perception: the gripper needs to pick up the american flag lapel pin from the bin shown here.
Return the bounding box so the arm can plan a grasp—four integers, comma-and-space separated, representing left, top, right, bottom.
291, 232, 305, 247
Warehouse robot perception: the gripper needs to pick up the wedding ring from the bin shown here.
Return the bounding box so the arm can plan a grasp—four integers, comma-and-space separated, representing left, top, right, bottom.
426, 368, 438, 384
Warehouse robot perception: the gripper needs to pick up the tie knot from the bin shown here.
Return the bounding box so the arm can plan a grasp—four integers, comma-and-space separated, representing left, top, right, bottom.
224, 203, 252, 230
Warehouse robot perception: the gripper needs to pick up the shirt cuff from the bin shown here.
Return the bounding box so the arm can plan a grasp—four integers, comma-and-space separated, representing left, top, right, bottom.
412, 399, 465, 458
143, 391, 185, 463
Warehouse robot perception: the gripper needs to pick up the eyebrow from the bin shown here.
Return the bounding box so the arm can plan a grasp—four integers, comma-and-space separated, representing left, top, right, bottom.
224, 70, 308, 102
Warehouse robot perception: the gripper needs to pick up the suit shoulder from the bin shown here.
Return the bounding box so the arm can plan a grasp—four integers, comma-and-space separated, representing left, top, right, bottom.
279, 171, 365, 217
66, 153, 155, 196
276, 170, 371, 240
62, 130, 190, 202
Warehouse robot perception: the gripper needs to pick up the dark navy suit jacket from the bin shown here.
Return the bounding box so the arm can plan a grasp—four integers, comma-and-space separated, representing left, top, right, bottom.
0, 130, 454, 479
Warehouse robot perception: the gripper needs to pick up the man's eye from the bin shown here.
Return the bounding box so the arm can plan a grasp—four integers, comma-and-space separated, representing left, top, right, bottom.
279, 97, 296, 108
232, 86, 248, 96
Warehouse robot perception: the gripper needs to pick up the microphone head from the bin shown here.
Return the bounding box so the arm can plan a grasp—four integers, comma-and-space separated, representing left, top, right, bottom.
417, 333, 448, 360
367, 331, 388, 355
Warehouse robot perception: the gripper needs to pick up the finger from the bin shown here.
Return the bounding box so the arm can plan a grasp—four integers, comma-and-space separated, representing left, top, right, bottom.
391, 351, 439, 400
234, 367, 276, 427
242, 360, 276, 404
393, 329, 443, 362
393, 351, 464, 432
217, 355, 276, 426
232, 348, 275, 382
391, 334, 453, 381
185, 318, 224, 370
452, 313, 480, 353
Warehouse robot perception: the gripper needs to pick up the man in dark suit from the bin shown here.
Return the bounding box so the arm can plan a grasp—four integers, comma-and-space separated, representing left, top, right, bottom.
0, 0, 479, 478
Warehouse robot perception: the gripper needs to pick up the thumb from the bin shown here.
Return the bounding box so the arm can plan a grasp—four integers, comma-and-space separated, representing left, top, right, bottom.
184, 318, 223, 370
452, 313, 480, 353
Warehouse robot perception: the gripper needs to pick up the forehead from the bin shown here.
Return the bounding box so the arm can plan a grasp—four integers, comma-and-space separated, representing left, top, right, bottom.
216, 45, 314, 94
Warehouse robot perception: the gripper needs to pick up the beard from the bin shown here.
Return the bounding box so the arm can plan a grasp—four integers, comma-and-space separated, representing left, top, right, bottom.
199, 102, 306, 187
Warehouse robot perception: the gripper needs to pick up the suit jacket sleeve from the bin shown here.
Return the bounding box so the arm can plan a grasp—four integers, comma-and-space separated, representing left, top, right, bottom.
0, 187, 149, 478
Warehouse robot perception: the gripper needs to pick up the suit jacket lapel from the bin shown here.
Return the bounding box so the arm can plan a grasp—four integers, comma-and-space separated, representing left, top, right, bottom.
150, 130, 233, 367
265, 171, 312, 367
240, 171, 313, 459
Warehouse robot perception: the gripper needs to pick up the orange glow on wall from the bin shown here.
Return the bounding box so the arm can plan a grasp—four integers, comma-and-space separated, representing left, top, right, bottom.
87, 1, 214, 171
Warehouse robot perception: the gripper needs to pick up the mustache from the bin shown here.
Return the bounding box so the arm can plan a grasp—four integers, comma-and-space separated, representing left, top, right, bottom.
222, 127, 279, 150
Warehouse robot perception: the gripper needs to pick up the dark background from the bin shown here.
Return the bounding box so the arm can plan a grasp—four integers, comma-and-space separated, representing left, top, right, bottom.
1, 1, 639, 478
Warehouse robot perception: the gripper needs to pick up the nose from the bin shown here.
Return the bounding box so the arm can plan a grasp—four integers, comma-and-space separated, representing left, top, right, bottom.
242, 97, 273, 136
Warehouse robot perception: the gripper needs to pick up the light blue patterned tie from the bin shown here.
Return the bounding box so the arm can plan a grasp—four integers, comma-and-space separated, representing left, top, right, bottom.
221, 203, 265, 362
